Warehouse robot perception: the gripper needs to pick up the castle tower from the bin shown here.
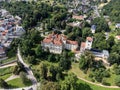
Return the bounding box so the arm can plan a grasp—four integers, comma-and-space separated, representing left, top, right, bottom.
85, 37, 93, 50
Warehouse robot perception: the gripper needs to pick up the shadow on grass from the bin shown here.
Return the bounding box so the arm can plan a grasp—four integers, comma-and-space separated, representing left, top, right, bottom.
77, 83, 93, 90
8, 84, 19, 89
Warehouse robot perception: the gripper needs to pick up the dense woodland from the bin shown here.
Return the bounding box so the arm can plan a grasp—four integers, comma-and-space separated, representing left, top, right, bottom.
103, 0, 120, 23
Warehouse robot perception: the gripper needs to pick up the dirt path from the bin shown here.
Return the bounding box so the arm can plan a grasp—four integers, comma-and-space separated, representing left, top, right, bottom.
73, 72, 120, 88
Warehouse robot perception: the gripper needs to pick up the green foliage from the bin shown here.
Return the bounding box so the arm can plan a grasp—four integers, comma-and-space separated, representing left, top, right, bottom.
113, 64, 120, 75
79, 51, 94, 71
82, 27, 93, 39
108, 52, 120, 65
20, 72, 31, 85
93, 32, 109, 50
59, 57, 71, 70
0, 79, 9, 88
39, 62, 48, 79
92, 17, 110, 32
102, 78, 110, 86
103, 0, 120, 23
40, 80, 60, 90
61, 73, 78, 90
115, 76, 120, 87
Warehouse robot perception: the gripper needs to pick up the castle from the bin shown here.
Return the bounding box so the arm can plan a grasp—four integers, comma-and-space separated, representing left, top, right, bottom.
41, 32, 78, 54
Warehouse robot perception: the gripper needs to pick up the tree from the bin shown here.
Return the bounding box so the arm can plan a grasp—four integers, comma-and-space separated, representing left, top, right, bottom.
50, 65, 57, 81
35, 45, 43, 57
40, 80, 60, 90
20, 71, 31, 85
93, 32, 109, 50
107, 36, 115, 51
59, 57, 71, 70
92, 17, 110, 32
79, 51, 94, 71
113, 64, 120, 75
61, 73, 78, 90
39, 62, 48, 79
115, 76, 120, 87
108, 52, 120, 65
82, 27, 93, 39
0, 79, 9, 88
27, 55, 36, 64
48, 54, 56, 62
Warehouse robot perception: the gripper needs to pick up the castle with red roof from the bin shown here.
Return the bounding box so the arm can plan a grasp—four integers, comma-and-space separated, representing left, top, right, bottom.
41, 32, 78, 54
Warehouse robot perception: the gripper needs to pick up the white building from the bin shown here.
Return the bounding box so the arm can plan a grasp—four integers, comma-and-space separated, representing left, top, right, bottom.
41, 32, 78, 54
15, 25, 25, 36
85, 37, 93, 50
91, 25, 96, 34
116, 23, 120, 28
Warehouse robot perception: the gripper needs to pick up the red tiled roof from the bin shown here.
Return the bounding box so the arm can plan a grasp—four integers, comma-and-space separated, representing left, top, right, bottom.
53, 39, 62, 46
66, 40, 78, 45
42, 32, 78, 46
2, 32, 7, 36
116, 35, 120, 40
5, 30, 8, 33
72, 15, 84, 20
80, 42, 86, 48
86, 37, 93, 42
43, 38, 52, 43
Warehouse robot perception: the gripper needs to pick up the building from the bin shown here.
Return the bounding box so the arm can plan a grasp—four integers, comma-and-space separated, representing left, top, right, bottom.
80, 37, 93, 52
116, 23, 120, 28
0, 9, 9, 17
67, 21, 82, 28
85, 37, 93, 50
91, 25, 96, 33
90, 49, 109, 59
80, 37, 109, 59
41, 32, 78, 54
116, 35, 120, 40
72, 15, 84, 20
0, 46, 6, 57
15, 25, 25, 36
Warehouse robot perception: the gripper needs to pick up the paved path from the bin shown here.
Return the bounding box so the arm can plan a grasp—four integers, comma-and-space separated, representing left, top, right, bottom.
0, 57, 8, 61
5, 75, 19, 82
17, 47, 38, 90
0, 62, 17, 69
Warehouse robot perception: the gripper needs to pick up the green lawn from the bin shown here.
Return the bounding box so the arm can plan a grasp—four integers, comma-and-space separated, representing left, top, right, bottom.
0, 57, 17, 64
0, 66, 14, 76
7, 78, 32, 88
70, 63, 92, 81
0, 73, 11, 80
78, 79, 120, 90
70, 62, 120, 89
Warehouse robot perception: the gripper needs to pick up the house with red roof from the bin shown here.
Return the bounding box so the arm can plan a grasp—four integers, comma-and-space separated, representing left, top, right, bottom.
80, 37, 93, 53
41, 32, 78, 54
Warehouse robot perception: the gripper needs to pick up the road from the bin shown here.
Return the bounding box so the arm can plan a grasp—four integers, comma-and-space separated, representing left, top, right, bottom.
17, 48, 38, 90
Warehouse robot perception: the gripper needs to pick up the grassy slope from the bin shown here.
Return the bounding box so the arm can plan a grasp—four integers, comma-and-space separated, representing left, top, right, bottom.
78, 79, 120, 90
1, 57, 16, 64
0, 73, 12, 80
71, 63, 120, 90
7, 78, 32, 88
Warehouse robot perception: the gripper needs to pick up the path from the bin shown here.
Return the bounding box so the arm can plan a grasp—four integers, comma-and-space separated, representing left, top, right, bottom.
17, 47, 38, 90
0, 62, 17, 69
73, 72, 120, 88
5, 75, 19, 82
